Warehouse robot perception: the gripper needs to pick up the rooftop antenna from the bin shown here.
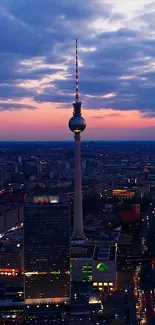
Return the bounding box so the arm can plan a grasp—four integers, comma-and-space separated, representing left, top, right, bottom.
75, 38, 79, 103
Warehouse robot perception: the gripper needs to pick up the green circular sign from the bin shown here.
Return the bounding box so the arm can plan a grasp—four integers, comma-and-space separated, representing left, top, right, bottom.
97, 263, 109, 271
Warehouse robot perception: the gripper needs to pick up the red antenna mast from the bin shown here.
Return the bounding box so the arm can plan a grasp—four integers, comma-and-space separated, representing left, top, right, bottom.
75, 39, 79, 102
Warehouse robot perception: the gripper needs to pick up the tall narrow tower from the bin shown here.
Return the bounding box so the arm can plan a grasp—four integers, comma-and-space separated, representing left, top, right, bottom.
69, 39, 86, 241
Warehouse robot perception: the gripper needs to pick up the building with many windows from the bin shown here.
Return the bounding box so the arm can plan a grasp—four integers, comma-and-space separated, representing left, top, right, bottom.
24, 195, 70, 304
0, 204, 23, 232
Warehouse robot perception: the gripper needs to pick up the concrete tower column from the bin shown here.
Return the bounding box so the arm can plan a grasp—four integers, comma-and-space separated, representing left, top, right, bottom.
72, 132, 85, 239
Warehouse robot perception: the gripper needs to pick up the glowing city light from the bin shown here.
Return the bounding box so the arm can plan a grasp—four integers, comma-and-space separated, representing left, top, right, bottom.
97, 263, 109, 271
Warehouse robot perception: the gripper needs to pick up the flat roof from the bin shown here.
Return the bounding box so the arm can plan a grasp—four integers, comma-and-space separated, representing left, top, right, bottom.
71, 245, 95, 259
71, 243, 115, 261
97, 245, 110, 261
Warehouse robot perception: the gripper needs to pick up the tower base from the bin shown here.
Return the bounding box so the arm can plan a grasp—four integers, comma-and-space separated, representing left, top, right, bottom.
71, 231, 86, 243
71, 238, 86, 245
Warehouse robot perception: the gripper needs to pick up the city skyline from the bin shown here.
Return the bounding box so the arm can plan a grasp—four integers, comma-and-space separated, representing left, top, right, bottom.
1, 0, 155, 140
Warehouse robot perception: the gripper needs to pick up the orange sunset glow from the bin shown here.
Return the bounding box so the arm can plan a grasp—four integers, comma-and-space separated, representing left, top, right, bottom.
1, 99, 155, 140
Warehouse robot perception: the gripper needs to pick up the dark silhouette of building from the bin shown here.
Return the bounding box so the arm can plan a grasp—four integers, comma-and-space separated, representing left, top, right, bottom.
24, 195, 70, 304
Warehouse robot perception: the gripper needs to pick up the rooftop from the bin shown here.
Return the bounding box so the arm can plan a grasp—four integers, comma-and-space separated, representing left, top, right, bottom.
71, 245, 95, 259
71, 243, 116, 261
120, 210, 141, 223
25, 194, 69, 205
97, 245, 110, 261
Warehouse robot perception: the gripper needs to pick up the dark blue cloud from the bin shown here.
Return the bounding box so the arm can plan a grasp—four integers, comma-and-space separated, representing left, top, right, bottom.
0, 0, 109, 105
0, 102, 37, 111
0, 57, 64, 83
99, 28, 138, 39
92, 113, 123, 119
0, 0, 155, 117
35, 92, 73, 104
0, 85, 35, 100
12, 0, 98, 24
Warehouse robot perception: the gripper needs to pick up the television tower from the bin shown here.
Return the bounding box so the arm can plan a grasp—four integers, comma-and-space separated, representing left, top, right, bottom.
69, 39, 86, 240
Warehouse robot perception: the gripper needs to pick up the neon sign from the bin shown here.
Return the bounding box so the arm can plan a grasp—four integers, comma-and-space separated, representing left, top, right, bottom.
97, 263, 109, 271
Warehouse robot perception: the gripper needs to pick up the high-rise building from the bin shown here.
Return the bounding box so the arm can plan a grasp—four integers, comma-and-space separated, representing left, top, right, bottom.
0, 204, 23, 232
0, 167, 6, 183
24, 195, 70, 304
142, 181, 150, 197
69, 39, 86, 241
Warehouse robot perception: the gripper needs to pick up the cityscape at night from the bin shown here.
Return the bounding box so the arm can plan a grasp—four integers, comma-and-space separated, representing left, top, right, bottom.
1, 0, 155, 325
2, 138, 155, 324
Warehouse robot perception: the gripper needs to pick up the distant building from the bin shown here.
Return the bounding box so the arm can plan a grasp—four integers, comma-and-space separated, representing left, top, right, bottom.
0, 168, 6, 183
0, 204, 23, 232
24, 195, 70, 304
142, 182, 150, 197
132, 203, 140, 215
0, 237, 24, 288
119, 209, 141, 224
112, 189, 135, 198
37, 163, 43, 175
128, 177, 137, 185
0, 244, 23, 274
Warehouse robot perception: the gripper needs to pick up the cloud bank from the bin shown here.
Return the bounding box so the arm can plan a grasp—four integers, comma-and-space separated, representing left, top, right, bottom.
0, 0, 155, 118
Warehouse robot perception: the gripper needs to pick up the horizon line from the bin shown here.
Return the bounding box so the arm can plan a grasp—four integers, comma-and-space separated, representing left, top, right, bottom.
0, 140, 155, 142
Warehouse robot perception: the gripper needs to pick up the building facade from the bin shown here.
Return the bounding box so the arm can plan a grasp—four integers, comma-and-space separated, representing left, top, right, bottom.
0, 205, 23, 232
24, 195, 70, 304
71, 244, 116, 293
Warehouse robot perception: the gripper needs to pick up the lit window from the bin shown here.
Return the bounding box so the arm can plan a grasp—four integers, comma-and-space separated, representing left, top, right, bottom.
93, 283, 97, 286
109, 282, 113, 286
104, 283, 108, 286
98, 283, 102, 286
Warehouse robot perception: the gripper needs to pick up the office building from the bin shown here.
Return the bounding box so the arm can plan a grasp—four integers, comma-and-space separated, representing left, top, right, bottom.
0, 204, 23, 232
71, 243, 116, 292
24, 195, 70, 304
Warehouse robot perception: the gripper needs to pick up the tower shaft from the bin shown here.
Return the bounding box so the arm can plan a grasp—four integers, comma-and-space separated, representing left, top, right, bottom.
69, 39, 86, 241
72, 132, 85, 239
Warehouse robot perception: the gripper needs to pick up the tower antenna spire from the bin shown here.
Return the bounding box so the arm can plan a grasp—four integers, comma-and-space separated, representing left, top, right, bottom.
75, 38, 79, 102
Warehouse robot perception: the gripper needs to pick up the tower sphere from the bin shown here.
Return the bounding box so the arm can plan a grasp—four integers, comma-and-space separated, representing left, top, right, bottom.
69, 115, 86, 133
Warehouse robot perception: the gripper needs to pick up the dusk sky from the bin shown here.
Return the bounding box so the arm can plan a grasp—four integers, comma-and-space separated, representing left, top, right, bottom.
1, 0, 155, 140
